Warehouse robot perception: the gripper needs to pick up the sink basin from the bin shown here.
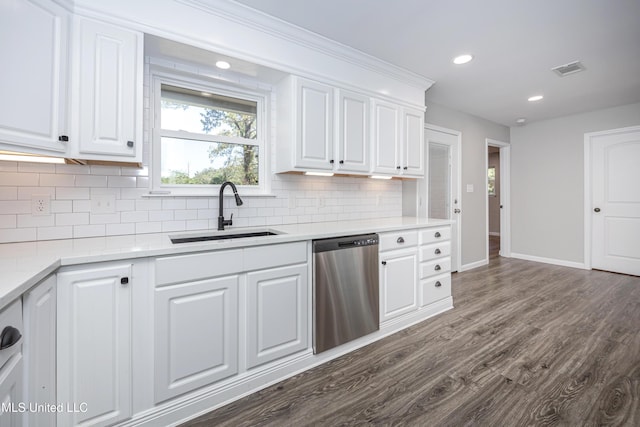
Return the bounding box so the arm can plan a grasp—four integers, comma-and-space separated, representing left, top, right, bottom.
170, 229, 281, 244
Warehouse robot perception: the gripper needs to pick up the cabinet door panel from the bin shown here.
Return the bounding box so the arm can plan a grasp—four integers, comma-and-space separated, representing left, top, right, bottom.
380, 249, 417, 322
0, 0, 68, 152
372, 100, 399, 174
75, 17, 141, 158
246, 264, 308, 368
338, 90, 370, 172
403, 108, 425, 176
296, 78, 334, 169
0, 354, 24, 427
24, 276, 56, 427
57, 263, 132, 427
155, 276, 238, 403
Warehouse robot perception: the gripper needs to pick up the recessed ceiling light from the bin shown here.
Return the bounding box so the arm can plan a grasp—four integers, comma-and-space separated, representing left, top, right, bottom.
453, 54, 473, 65
515, 118, 527, 125
215, 60, 231, 70
528, 95, 544, 102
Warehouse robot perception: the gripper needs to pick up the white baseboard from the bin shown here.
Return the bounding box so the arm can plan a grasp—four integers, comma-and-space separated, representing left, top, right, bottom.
510, 252, 587, 270
488, 232, 500, 236
460, 259, 488, 272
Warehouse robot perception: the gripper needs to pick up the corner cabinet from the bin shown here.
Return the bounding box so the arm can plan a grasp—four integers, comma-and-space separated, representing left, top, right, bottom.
372, 101, 424, 177
57, 263, 133, 427
70, 16, 143, 162
0, 0, 70, 154
0, 299, 24, 427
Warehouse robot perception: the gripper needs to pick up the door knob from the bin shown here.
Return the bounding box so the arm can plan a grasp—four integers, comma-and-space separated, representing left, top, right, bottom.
594, 208, 601, 212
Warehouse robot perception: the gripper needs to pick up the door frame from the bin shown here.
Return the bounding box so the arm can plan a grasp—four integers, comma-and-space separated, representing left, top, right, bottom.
485, 138, 511, 259
583, 125, 640, 270
425, 123, 462, 273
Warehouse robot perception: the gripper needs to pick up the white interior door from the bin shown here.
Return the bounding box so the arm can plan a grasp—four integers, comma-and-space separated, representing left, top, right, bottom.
422, 126, 461, 272
590, 126, 640, 276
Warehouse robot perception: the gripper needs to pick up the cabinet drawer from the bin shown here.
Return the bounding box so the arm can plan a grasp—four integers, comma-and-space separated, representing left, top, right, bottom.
420, 274, 451, 307
419, 227, 451, 245
379, 230, 418, 251
244, 242, 307, 271
419, 258, 451, 279
155, 249, 243, 286
419, 241, 451, 262
0, 299, 23, 370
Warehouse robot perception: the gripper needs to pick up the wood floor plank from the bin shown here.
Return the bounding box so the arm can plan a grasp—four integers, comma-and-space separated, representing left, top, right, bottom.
182, 258, 640, 427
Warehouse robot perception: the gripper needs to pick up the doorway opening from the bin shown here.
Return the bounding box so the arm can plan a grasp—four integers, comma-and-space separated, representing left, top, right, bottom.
485, 139, 511, 262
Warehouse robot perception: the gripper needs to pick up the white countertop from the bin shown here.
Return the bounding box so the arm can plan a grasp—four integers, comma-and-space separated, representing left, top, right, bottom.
0, 217, 451, 310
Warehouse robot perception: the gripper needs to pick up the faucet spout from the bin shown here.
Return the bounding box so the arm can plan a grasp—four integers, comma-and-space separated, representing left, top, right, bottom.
218, 181, 243, 231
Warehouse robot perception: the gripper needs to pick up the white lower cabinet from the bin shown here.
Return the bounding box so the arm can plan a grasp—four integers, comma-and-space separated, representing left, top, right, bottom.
57, 263, 132, 427
379, 248, 418, 322
23, 275, 57, 427
0, 299, 24, 427
246, 264, 308, 369
154, 275, 239, 403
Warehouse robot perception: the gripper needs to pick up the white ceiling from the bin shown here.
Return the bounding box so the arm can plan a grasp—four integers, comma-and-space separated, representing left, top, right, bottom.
233, 0, 640, 127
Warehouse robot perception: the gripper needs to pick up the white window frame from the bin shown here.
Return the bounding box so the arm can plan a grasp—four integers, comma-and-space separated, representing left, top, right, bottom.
149, 68, 270, 196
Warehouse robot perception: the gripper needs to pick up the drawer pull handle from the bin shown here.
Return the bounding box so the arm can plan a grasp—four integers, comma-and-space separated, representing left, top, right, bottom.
397, 237, 405, 244
381, 261, 387, 266
0, 326, 21, 350
435, 281, 442, 288
434, 232, 441, 238
435, 248, 441, 255
434, 265, 441, 271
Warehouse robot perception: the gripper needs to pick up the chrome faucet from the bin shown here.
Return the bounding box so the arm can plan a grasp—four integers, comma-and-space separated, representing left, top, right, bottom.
218, 181, 243, 230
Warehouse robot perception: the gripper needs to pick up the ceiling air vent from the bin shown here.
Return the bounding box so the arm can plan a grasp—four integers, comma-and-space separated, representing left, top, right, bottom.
552, 61, 586, 77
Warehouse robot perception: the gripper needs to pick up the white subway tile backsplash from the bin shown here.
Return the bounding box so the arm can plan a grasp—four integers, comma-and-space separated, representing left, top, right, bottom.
0, 187, 17, 200
90, 165, 121, 176
37, 226, 73, 241
0, 161, 18, 173
106, 223, 135, 236
17, 214, 55, 228
149, 210, 173, 222
73, 224, 106, 238
76, 175, 108, 187
0, 227, 36, 243
121, 210, 149, 223
56, 187, 90, 200
162, 199, 186, 210
39, 173, 76, 187
174, 210, 198, 221
136, 221, 161, 234
56, 212, 90, 226
0, 172, 40, 186
108, 176, 137, 188
0, 215, 17, 229
116, 199, 135, 212
161, 220, 185, 232
73, 200, 91, 213
90, 213, 121, 225
186, 199, 208, 209
0, 200, 31, 214
55, 164, 91, 175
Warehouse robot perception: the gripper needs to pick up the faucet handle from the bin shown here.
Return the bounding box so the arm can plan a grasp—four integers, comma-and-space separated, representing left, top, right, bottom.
228, 213, 233, 226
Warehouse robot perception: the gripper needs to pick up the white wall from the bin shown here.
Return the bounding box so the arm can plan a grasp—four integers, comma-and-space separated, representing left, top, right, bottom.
510, 102, 640, 264
423, 102, 510, 267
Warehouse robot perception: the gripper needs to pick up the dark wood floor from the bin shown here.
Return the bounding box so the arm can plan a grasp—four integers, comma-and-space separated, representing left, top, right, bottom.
183, 254, 640, 427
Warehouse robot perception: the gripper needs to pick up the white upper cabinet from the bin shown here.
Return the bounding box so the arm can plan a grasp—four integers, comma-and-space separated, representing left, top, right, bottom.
372, 101, 424, 177
0, 0, 69, 154
372, 99, 400, 175
277, 76, 335, 172
402, 107, 425, 177
70, 16, 143, 162
336, 89, 370, 173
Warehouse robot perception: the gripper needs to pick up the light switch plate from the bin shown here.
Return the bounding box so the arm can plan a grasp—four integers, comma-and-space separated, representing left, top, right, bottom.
91, 195, 116, 214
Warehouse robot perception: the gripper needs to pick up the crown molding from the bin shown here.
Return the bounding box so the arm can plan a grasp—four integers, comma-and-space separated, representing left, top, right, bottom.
177, 0, 434, 91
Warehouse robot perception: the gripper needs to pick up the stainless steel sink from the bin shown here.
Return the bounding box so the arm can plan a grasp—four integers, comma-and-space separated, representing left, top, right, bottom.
170, 229, 282, 244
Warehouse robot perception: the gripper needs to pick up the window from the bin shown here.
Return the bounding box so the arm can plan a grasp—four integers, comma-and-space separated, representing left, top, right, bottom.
151, 72, 267, 195
488, 166, 496, 196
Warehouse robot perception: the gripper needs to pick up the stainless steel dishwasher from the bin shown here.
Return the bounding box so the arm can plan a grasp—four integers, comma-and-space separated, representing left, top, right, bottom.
313, 233, 379, 353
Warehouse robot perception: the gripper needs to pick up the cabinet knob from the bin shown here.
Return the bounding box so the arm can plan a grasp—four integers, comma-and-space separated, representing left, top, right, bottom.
397, 237, 405, 244
339, 160, 344, 164
381, 261, 387, 266
127, 141, 134, 148
434, 232, 441, 238
396, 166, 401, 170
594, 207, 601, 213
435, 281, 442, 288
0, 326, 21, 350
434, 265, 441, 271
329, 159, 334, 164
435, 248, 441, 255
58, 135, 69, 142
403, 166, 408, 170
120, 277, 129, 285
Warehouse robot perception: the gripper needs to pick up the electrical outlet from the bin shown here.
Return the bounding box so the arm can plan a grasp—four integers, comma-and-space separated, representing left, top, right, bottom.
31, 195, 51, 216
91, 195, 116, 214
